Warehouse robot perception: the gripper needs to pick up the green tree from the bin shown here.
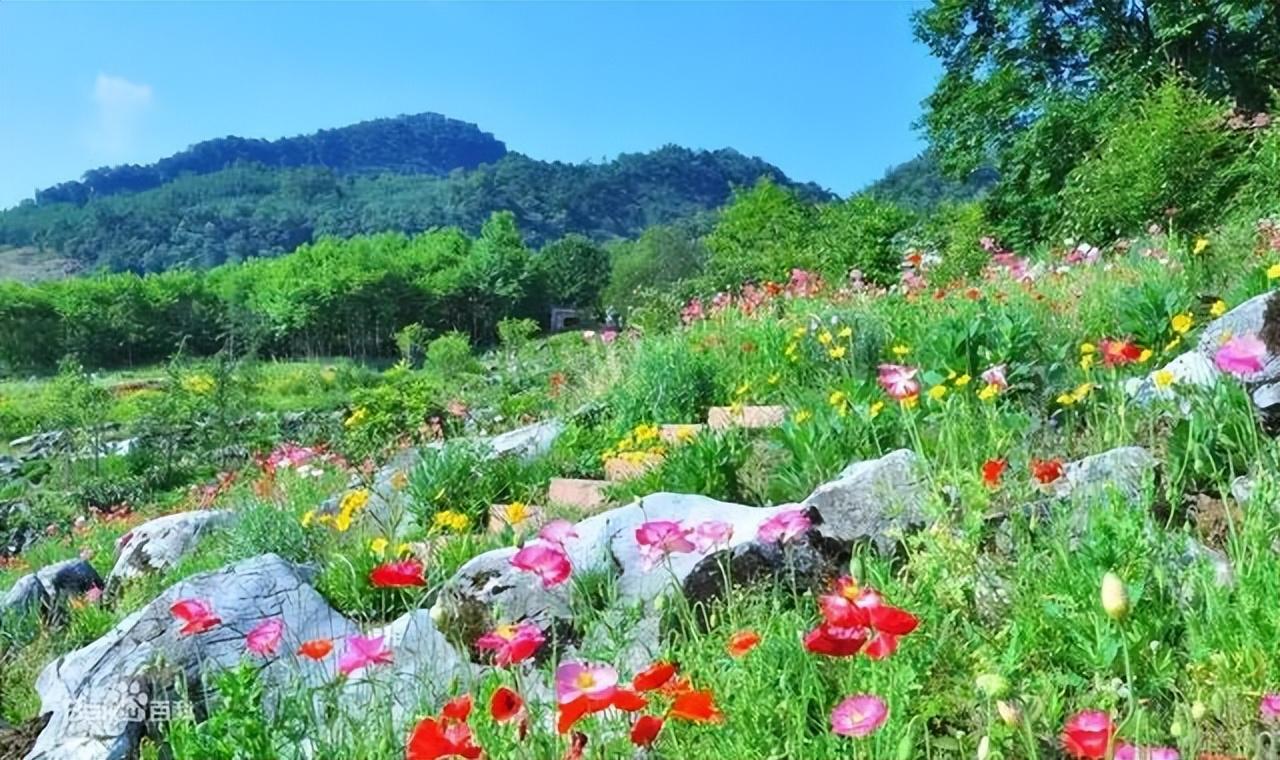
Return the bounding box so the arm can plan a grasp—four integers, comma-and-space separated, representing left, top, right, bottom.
538, 235, 610, 312
705, 178, 817, 286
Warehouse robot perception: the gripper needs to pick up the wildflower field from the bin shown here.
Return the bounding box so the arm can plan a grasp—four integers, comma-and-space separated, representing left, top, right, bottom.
4, 209, 1280, 760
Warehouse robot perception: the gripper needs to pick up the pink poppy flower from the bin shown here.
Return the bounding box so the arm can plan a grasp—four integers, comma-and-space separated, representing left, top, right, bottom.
691, 520, 734, 552
245, 618, 284, 657
877, 364, 920, 400
1261, 693, 1280, 721
757, 508, 811, 545
538, 519, 579, 547
511, 542, 572, 587
831, 694, 888, 737
555, 661, 619, 705
475, 622, 545, 667
338, 633, 393, 676
1061, 710, 1115, 758
1215, 334, 1267, 376
981, 364, 1008, 390
1114, 745, 1180, 760
635, 520, 696, 570
170, 598, 221, 636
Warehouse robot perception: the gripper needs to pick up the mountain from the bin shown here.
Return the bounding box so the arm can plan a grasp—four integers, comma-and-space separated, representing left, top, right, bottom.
0, 113, 829, 274
863, 152, 997, 211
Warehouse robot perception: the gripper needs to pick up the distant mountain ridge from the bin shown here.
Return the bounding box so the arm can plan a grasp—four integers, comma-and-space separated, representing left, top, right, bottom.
0, 113, 830, 273
33, 113, 508, 205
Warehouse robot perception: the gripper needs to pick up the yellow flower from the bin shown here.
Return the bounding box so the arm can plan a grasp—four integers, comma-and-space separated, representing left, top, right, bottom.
1193, 237, 1209, 255
900, 394, 919, 409
792, 409, 813, 424
1164, 336, 1182, 352
674, 425, 698, 442
1071, 382, 1094, 402
977, 383, 999, 402
504, 502, 531, 525
868, 401, 885, 418
370, 537, 389, 557
1210, 299, 1227, 317
396, 542, 412, 556
1170, 313, 1193, 334
334, 510, 353, 533
340, 489, 370, 514
1080, 355, 1095, 371
818, 331, 833, 346
946, 369, 957, 380
181, 373, 216, 395
1079, 342, 1096, 355
837, 326, 853, 339
828, 345, 847, 360
1056, 392, 1076, 406
784, 342, 800, 361
344, 406, 369, 428
300, 510, 316, 528
928, 385, 948, 401
734, 382, 751, 398
1138, 348, 1153, 363
433, 510, 471, 533
766, 372, 781, 385
1268, 263, 1280, 280
954, 373, 971, 387
791, 326, 807, 339
1153, 369, 1175, 390
828, 390, 849, 417
892, 344, 910, 357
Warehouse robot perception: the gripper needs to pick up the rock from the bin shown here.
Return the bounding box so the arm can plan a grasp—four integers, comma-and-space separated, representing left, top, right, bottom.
707, 405, 787, 430
105, 510, 235, 594
802, 449, 928, 554
1128, 351, 1219, 404
658, 424, 704, 445
1052, 446, 1156, 503
0, 454, 21, 479
547, 478, 611, 511
604, 454, 663, 482
27, 554, 359, 760
1, 500, 37, 557
1, 574, 47, 620
1195, 291, 1280, 377
1231, 475, 1256, 505
486, 418, 564, 460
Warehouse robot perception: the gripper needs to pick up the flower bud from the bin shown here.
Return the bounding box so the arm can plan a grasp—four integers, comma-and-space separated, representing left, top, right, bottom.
976, 735, 991, 760
1170, 719, 1184, 738
1191, 701, 1207, 720
1101, 571, 1129, 621
975, 673, 1009, 699
996, 700, 1022, 727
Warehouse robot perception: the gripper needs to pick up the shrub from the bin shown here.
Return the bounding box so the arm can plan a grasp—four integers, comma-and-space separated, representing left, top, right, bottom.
809, 195, 915, 285
921, 202, 988, 285
608, 338, 719, 426
425, 332, 477, 375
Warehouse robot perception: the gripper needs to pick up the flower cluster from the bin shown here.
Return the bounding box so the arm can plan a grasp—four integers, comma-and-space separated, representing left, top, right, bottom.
601, 423, 666, 465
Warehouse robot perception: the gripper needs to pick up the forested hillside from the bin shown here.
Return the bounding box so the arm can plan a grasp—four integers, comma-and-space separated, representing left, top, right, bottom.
0, 113, 828, 273
864, 153, 997, 211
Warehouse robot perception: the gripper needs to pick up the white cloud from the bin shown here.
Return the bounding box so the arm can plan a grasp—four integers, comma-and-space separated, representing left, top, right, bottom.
89, 73, 153, 157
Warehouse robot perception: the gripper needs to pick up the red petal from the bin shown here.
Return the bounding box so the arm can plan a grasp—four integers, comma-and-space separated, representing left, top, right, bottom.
668, 689, 723, 724
726, 630, 761, 657
489, 686, 524, 723
868, 605, 919, 636
441, 694, 472, 723
557, 696, 592, 734
863, 633, 900, 660
632, 661, 677, 692
611, 689, 648, 713
630, 715, 664, 747
405, 717, 450, 760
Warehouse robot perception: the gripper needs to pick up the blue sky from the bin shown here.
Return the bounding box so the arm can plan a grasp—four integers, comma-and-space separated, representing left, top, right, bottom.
0, 2, 938, 209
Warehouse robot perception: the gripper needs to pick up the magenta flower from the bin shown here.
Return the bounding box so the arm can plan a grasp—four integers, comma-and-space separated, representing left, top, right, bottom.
831, 694, 888, 737
981, 364, 1008, 390
245, 618, 284, 657
877, 364, 920, 400
1214, 334, 1267, 376
1261, 693, 1280, 722
511, 542, 572, 587
1114, 745, 1180, 760
475, 622, 545, 667
538, 519, 579, 548
692, 520, 734, 552
757, 508, 811, 545
635, 519, 696, 570
337, 633, 393, 676
555, 661, 619, 705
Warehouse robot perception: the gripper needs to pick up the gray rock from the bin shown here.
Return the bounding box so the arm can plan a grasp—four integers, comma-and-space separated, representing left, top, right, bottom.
1128, 351, 1219, 405
1053, 446, 1156, 503
1195, 291, 1280, 380
1, 574, 47, 619
36, 559, 103, 602
802, 449, 928, 554
0, 454, 21, 478
1, 500, 37, 556
27, 554, 359, 760
486, 418, 564, 460
105, 510, 235, 594
1231, 475, 1256, 505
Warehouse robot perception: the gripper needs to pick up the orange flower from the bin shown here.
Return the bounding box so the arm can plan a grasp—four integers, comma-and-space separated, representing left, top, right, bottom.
981, 458, 1007, 488
726, 630, 761, 658
1031, 458, 1065, 485
297, 638, 333, 660
633, 661, 677, 692
668, 689, 723, 724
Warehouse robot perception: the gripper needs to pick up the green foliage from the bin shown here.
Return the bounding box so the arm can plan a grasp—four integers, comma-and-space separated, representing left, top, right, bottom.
166, 662, 276, 760
921, 202, 989, 284
865, 152, 997, 212
343, 367, 447, 460
705, 178, 818, 286
810, 195, 916, 285
608, 338, 718, 427
1060, 81, 1243, 241
537, 235, 610, 312
603, 223, 708, 313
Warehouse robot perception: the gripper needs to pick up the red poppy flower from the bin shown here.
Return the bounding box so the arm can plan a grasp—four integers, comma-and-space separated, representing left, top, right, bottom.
405, 716, 482, 760
297, 638, 333, 660
1061, 710, 1115, 758
659, 676, 694, 699
1031, 458, 1065, 485
631, 715, 665, 747
668, 689, 723, 724
633, 661, 677, 692
982, 458, 1007, 487
441, 694, 472, 723
804, 623, 870, 657
726, 630, 761, 658
170, 598, 221, 635
490, 687, 523, 723
556, 690, 647, 734
370, 558, 426, 588
1099, 339, 1142, 367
